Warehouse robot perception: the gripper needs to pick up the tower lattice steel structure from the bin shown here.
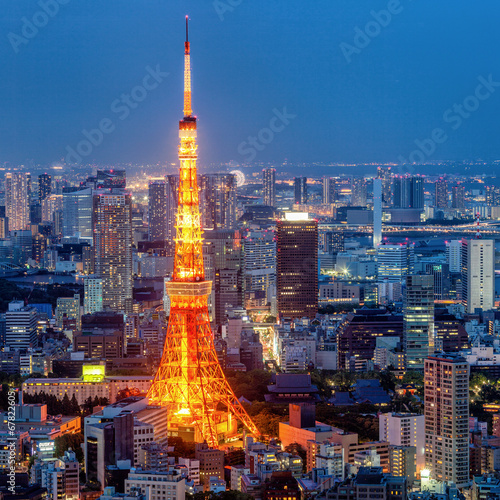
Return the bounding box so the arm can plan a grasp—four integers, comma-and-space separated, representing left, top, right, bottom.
147, 18, 259, 447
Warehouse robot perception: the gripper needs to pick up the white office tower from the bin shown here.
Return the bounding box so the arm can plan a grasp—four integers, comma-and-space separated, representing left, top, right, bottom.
373, 178, 382, 248
377, 243, 414, 282
424, 354, 469, 488
84, 276, 103, 314
379, 412, 425, 472
62, 187, 93, 242
461, 239, 495, 313
446, 240, 462, 273
5, 300, 38, 350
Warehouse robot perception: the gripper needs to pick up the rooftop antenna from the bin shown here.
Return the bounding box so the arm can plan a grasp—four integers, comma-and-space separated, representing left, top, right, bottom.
184, 15, 192, 117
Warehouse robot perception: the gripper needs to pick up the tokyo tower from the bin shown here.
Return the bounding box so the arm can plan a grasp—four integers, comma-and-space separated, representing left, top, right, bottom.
147, 17, 259, 447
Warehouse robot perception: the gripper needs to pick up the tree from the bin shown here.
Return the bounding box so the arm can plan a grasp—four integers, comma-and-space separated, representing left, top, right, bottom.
54, 433, 84, 463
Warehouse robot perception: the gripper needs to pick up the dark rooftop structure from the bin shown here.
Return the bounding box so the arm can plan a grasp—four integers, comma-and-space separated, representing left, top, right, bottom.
352, 379, 391, 405
265, 373, 320, 403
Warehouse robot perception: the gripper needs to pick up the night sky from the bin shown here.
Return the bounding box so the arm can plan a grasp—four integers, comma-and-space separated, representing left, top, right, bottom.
2, 0, 500, 166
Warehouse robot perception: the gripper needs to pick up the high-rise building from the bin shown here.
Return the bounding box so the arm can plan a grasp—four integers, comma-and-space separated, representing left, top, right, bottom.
373, 178, 382, 248
322, 177, 336, 205
200, 173, 236, 229
424, 354, 469, 488
351, 177, 367, 207
403, 275, 434, 370
41, 194, 63, 223
56, 294, 81, 331
166, 174, 179, 242
5, 172, 31, 231
392, 176, 424, 209
446, 240, 462, 273
451, 184, 465, 209
5, 301, 38, 351
425, 263, 451, 301
84, 277, 103, 315
148, 180, 167, 241
294, 177, 307, 205
243, 229, 276, 307
435, 178, 448, 209
461, 239, 495, 313
486, 185, 500, 206
277, 213, 318, 319
38, 173, 52, 203
379, 413, 425, 472
263, 168, 276, 207
62, 187, 93, 241
377, 166, 393, 206
93, 190, 133, 313
377, 244, 414, 282
323, 232, 344, 254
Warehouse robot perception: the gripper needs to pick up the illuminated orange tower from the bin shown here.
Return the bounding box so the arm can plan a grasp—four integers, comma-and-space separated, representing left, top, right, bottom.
147, 17, 259, 447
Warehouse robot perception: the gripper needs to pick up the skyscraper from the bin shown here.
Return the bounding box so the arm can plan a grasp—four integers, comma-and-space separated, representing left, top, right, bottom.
393, 176, 424, 209
5, 172, 31, 231
403, 275, 434, 370
277, 213, 318, 319
446, 240, 462, 273
62, 187, 93, 241
351, 177, 367, 207
166, 174, 179, 242
5, 300, 38, 351
93, 190, 133, 313
377, 166, 392, 206
451, 184, 465, 209
373, 178, 382, 248
322, 177, 336, 205
486, 185, 500, 206
148, 180, 167, 241
377, 244, 414, 282
38, 173, 52, 202
294, 177, 307, 205
84, 277, 103, 315
263, 168, 276, 207
434, 178, 448, 209
424, 354, 469, 488
200, 173, 236, 230
461, 239, 495, 313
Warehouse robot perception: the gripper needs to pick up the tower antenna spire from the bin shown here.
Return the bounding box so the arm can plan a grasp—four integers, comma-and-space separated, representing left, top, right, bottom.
184, 15, 192, 117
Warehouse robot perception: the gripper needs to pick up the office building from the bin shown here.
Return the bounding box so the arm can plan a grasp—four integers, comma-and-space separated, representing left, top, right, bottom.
403, 275, 434, 370
5, 301, 38, 351
243, 229, 276, 307
41, 194, 63, 223
84, 276, 103, 315
377, 244, 414, 282
379, 413, 424, 472
5, 172, 31, 231
377, 166, 393, 206
461, 239, 495, 313
263, 168, 276, 207
294, 177, 307, 205
125, 470, 185, 500
38, 173, 52, 202
200, 173, 236, 230
63, 187, 93, 241
486, 185, 500, 206
373, 178, 382, 248
351, 177, 367, 207
435, 178, 448, 209
56, 294, 81, 331
277, 213, 318, 320
452, 184, 465, 209
446, 240, 462, 273
393, 176, 424, 209
148, 180, 167, 241
424, 355, 469, 488
322, 177, 336, 205
93, 190, 133, 313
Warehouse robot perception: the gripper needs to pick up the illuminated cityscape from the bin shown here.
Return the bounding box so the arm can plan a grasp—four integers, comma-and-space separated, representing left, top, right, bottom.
0, 2, 499, 499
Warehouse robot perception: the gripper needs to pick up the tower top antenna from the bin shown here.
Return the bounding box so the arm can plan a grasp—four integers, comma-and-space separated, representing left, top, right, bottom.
186, 15, 189, 43
183, 16, 192, 117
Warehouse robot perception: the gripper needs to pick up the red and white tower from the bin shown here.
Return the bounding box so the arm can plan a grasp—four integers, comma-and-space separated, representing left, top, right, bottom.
147, 18, 259, 447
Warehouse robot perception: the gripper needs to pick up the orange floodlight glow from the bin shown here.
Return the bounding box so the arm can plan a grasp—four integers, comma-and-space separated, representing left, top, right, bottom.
147, 18, 259, 448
